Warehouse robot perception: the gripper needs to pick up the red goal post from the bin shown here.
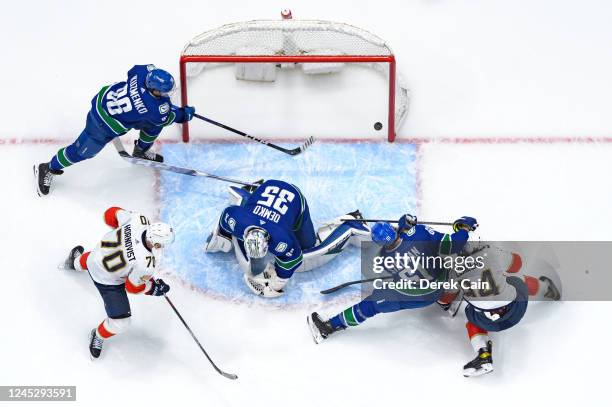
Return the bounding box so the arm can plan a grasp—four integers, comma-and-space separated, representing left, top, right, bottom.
179, 18, 408, 142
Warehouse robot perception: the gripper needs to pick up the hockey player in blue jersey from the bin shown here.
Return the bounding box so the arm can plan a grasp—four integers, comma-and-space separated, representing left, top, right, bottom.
307, 214, 478, 343
205, 179, 371, 298
34, 64, 196, 196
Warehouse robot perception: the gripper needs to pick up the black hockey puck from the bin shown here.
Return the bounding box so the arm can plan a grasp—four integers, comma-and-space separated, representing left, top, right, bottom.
374, 122, 383, 131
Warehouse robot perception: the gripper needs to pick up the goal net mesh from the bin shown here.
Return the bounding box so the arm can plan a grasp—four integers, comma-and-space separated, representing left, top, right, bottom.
181, 19, 409, 140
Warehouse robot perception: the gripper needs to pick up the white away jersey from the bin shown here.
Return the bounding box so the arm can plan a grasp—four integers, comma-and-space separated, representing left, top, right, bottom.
459, 245, 522, 308
88, 210, 157, 288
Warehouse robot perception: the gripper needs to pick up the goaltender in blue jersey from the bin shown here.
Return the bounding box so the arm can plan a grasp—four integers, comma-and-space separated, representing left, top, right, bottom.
34, 64, 196, 196
205, 179, 372, 298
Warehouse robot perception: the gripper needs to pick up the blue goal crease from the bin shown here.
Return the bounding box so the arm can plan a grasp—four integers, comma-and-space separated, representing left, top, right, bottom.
158, 141, 417, 306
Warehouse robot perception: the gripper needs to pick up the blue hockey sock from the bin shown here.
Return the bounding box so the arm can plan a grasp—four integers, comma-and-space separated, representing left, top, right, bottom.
137, 130, 157, 151
137, 139, 154, 151
49, 146, 76, 171
330, 303, 371, 329
329, 314, 346, 329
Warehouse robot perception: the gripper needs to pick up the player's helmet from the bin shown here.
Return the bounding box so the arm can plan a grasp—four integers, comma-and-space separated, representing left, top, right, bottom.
146, 222, 175, 247
243, 226, 269, 259
145, 69, 175, 97
371, 222, 397, 245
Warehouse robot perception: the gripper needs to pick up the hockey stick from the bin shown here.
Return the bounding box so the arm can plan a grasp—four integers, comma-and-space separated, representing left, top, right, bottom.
164, 295, 238, 380
340, 218, 453, 227
111, 138, 257, 187
194, 113, 315, 156
320, 275, 394, 295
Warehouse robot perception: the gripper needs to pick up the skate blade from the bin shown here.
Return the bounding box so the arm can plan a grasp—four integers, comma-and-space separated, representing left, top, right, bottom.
33, 165, 43, 197
463, 363, 493, 377
306, 315, 324, 345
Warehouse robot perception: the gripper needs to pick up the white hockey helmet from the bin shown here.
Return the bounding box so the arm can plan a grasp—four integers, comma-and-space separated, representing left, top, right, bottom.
243, 226, 269, 259
146, 222, 175, 247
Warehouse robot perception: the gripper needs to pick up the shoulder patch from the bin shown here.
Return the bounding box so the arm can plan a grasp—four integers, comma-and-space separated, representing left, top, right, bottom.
159, 103, 170, 114
275, 242, 288, 253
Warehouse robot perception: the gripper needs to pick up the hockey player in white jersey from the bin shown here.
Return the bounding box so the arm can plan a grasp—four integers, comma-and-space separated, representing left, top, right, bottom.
447, 244, 561, 377
62, 206, 175, 359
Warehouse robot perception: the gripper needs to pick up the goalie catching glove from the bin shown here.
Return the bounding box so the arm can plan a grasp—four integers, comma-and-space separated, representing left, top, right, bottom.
243, 263, 288, 298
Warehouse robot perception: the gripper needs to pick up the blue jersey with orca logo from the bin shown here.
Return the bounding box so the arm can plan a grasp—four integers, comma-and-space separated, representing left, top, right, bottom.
377, 224, 469, 298
219, 180, 308, 278
90, 64, 186, 137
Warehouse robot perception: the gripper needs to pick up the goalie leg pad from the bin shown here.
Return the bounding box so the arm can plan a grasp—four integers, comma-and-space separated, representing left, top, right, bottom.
317, 211, 371, 246
205, 226, 233, 253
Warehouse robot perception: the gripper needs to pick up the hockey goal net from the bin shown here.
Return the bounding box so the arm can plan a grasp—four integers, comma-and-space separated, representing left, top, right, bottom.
179, 15, 408, 142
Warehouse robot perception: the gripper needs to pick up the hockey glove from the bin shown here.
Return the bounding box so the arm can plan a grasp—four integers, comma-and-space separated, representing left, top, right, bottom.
398, 213, 418, 231
182, 106, 195, 121
453, 216, 478, 232
146, 278, 170, 296
243, 263, 287, 298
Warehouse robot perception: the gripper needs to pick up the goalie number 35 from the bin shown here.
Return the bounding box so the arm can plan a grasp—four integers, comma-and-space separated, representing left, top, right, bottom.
256, 186, 296, 215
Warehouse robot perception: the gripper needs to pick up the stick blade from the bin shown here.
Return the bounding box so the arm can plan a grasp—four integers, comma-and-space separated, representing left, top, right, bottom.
220, 372, 239, 380
287, 136, 316, 155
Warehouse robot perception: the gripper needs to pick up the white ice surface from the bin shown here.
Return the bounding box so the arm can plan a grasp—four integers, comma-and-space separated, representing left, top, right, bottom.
2, 0, 612, 406
159, 141, 417, 306
3, 141, 612, 406
2, 0, 612, 140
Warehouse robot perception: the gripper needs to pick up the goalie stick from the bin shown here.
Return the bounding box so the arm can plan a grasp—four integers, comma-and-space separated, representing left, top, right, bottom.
112, 138, 257, 187
165, 295, 238, 380
194, 113, 315, 156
